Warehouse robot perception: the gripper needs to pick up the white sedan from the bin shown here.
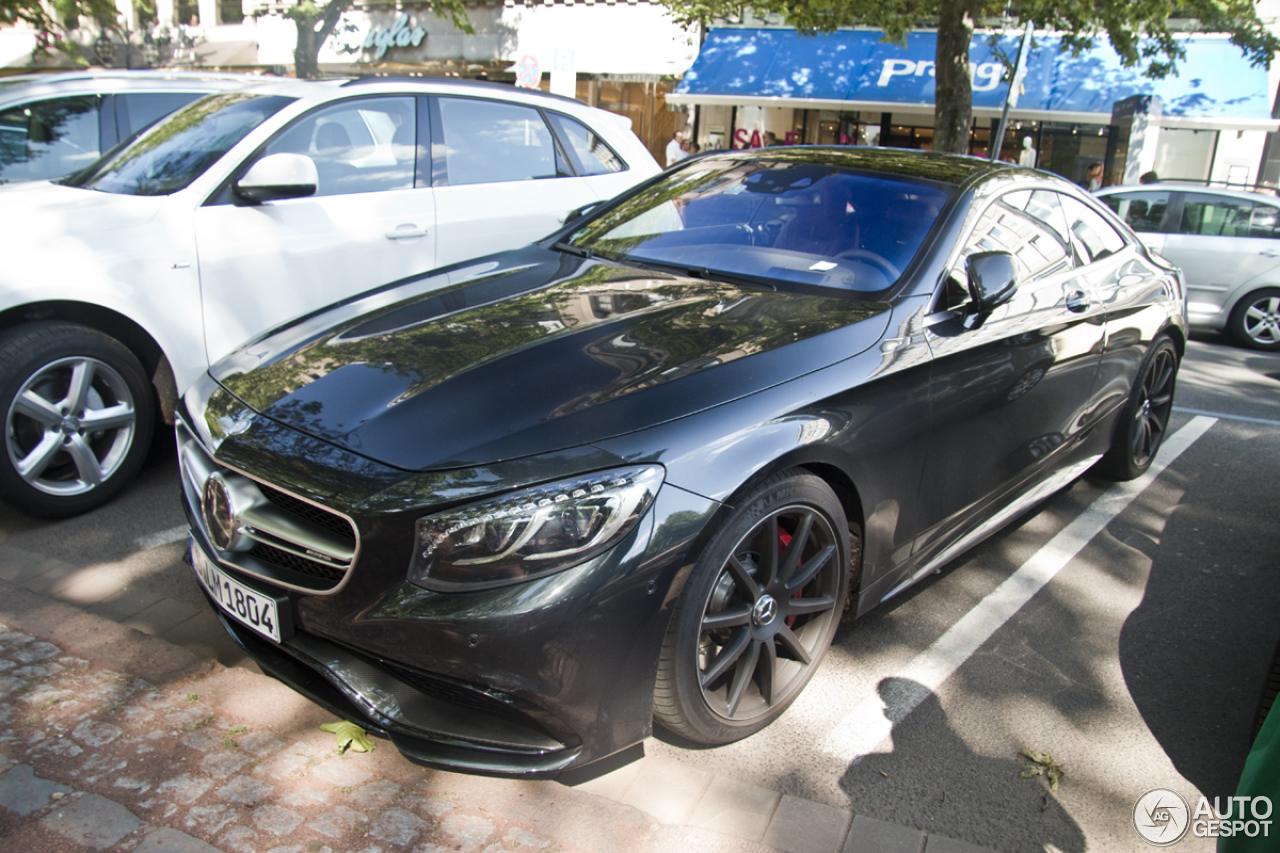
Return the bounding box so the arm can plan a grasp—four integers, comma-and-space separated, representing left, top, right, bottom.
0, 76, 660, 517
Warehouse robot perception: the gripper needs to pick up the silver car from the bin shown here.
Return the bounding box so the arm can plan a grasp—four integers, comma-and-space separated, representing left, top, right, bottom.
0, 69, 261, 184
1097, 183, 1280, 350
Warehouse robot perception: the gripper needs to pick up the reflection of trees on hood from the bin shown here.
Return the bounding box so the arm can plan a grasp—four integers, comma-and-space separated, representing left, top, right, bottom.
220, 253, 886, 418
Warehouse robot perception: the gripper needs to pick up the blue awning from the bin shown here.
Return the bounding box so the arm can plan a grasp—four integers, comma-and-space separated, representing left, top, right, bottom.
669, 28, 1278, 128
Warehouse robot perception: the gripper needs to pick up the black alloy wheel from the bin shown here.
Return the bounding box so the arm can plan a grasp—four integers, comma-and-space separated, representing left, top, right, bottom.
1228, 287, 1280, 351
654, 470, 852, 745
1095, 336, 1178, 481
0, 322, 154, 518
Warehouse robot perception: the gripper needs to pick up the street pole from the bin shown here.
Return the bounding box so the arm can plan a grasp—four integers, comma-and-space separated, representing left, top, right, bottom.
991, 22, 1034, 162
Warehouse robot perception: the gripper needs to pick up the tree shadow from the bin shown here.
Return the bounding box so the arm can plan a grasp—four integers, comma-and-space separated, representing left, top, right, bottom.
1118, 438, 1280, 799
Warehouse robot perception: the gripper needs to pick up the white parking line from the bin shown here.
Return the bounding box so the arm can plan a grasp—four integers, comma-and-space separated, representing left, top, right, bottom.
1173, 405, 1280, 428
821, 415, 1218, 761
134, 524, 190, 551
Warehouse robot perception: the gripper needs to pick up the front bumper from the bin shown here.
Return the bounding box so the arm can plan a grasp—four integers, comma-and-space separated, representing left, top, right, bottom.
178, 391, 719, 777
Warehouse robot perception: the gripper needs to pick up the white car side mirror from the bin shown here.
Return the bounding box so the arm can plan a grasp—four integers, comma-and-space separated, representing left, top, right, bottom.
234, 153, 319, 204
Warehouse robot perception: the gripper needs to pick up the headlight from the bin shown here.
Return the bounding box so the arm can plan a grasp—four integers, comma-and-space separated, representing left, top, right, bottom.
408, 466, 664, 592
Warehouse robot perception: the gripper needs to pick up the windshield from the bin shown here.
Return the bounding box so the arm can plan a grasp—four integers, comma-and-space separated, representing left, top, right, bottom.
65, 92, 294, 196
568, 155, 953, 292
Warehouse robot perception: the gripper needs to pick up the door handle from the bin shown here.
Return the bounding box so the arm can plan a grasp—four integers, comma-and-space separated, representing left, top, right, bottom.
1065, 290, 1091, 313
386, 224, 427, 240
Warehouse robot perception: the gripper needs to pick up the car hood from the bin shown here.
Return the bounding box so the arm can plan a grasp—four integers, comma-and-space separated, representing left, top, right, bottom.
211, 251, 893, 470
0, 180, 164, 239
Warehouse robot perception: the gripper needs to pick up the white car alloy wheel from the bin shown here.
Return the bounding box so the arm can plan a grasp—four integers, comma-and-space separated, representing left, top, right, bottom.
0, 323, 154, 517
7, 355, 137, 496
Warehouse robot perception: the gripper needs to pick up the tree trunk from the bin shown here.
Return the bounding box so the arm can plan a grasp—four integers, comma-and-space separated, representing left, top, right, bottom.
933, 0, 978, 154
292, 2, 347, 79
294, 20, 321, 79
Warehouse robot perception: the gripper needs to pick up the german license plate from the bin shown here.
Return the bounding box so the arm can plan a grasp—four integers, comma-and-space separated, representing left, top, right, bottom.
192, 543, 284, 643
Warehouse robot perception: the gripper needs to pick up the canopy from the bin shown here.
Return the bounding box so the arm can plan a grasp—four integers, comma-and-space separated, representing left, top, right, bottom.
668, 28, 1279, 129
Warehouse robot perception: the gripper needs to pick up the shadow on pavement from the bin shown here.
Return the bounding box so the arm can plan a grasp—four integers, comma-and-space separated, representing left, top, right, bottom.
840, 677, 1086, 853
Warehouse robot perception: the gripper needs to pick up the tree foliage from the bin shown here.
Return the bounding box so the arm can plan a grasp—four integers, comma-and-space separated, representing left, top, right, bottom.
2, 0, 122, 58
278, 0, 474, 78
658, 0, 1280, 153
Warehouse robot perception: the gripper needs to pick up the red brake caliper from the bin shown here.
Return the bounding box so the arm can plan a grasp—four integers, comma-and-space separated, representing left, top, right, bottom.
777, 529, 800, 627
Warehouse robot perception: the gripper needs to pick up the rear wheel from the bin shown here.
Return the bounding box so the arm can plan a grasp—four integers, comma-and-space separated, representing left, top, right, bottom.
0, 322, 154, 518
1094, 336, 1178, 481
1228, 287, 1280, 351
654, 470, 852, 745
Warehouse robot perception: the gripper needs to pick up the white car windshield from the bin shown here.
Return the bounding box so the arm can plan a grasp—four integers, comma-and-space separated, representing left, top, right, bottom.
66, 92, 294, 196
567, 154, 952, 292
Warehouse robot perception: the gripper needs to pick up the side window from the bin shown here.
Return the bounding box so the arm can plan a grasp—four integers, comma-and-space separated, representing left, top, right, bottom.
963, 194, 1072, 282
1248, 203, 1280, 238
1062, 195, 1128, 263
0, 95, 100, 183
546, 112, 624, 176
1100, 190, 1170, 233
437, 97, 556, 185
1179, 192, 1278, 238
261, 96, 415, 197
115, 91, 206, 138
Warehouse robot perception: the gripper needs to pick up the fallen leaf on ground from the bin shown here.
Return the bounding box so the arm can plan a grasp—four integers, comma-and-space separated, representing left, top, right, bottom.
320, 721, 376, 754
1019, 746, 1066, 792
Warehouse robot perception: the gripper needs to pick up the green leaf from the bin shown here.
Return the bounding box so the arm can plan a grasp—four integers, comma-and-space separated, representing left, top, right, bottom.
320, 721, 375, 754
1019, 744, 1066, 792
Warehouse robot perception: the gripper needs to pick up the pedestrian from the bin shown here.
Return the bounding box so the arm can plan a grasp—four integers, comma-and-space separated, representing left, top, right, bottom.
763, 131, 778, 147
1085, 162, 1104, 192
1139, 170, 1159, 184
666, 131, 686, 167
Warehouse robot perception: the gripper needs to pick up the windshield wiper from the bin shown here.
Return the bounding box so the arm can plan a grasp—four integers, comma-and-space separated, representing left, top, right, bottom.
553, 242, 597, 259
625, 257, 777, 291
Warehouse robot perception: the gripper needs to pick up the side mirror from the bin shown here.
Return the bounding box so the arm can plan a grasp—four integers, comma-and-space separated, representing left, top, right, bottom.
233, 153, 318, 204
965, 251, 1017, 313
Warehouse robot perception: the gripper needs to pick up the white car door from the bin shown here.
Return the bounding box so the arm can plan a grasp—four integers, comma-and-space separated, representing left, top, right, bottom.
193, 95, 436, 364
429, 96, 603, 269
1159, 192, 1280, 309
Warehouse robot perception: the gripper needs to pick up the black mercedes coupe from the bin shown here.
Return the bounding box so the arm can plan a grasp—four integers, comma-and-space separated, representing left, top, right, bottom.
178, 147, 1186, 777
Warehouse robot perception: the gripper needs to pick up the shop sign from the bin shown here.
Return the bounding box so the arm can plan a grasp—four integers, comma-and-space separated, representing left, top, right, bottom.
364, 13, 426, 60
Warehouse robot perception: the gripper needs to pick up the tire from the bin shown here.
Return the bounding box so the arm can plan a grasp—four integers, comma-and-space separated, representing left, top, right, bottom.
1094, 336, 1178, 481
654, 470, 852, 745
1227, 287, 1280, 351
0, 322, 155, 518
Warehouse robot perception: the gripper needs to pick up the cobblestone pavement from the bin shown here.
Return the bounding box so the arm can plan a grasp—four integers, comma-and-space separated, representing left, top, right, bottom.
0, 574, 997, 853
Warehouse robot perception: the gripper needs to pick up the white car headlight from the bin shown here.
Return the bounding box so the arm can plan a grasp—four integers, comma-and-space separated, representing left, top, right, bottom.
408, 466, 664, 591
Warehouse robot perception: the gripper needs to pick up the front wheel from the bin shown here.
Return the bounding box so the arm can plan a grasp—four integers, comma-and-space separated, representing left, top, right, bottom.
1228, 287, 1280, 351
0, 322, 155, 518
1094, 336, 1178, 481
654, 470, 852, 745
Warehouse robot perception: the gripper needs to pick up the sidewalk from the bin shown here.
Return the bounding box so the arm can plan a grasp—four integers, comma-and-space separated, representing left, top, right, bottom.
0, 546, 1001, 853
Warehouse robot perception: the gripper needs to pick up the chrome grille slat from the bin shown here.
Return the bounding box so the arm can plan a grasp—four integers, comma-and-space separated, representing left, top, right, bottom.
239, 503, 355, 564
177, 420, 359, 595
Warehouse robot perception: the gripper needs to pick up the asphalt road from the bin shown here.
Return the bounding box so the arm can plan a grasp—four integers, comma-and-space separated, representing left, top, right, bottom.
1, 330, 1277, 853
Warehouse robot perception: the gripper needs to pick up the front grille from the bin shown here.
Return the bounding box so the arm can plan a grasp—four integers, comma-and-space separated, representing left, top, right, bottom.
253, 543, 348, 583
177, 420, 359, 594
259, 483, 358, 547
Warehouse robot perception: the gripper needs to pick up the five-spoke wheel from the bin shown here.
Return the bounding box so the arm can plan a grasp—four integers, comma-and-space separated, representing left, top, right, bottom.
1229, 287, 1280, 351
0, 323, 154, 517
655, 471, 852, 744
